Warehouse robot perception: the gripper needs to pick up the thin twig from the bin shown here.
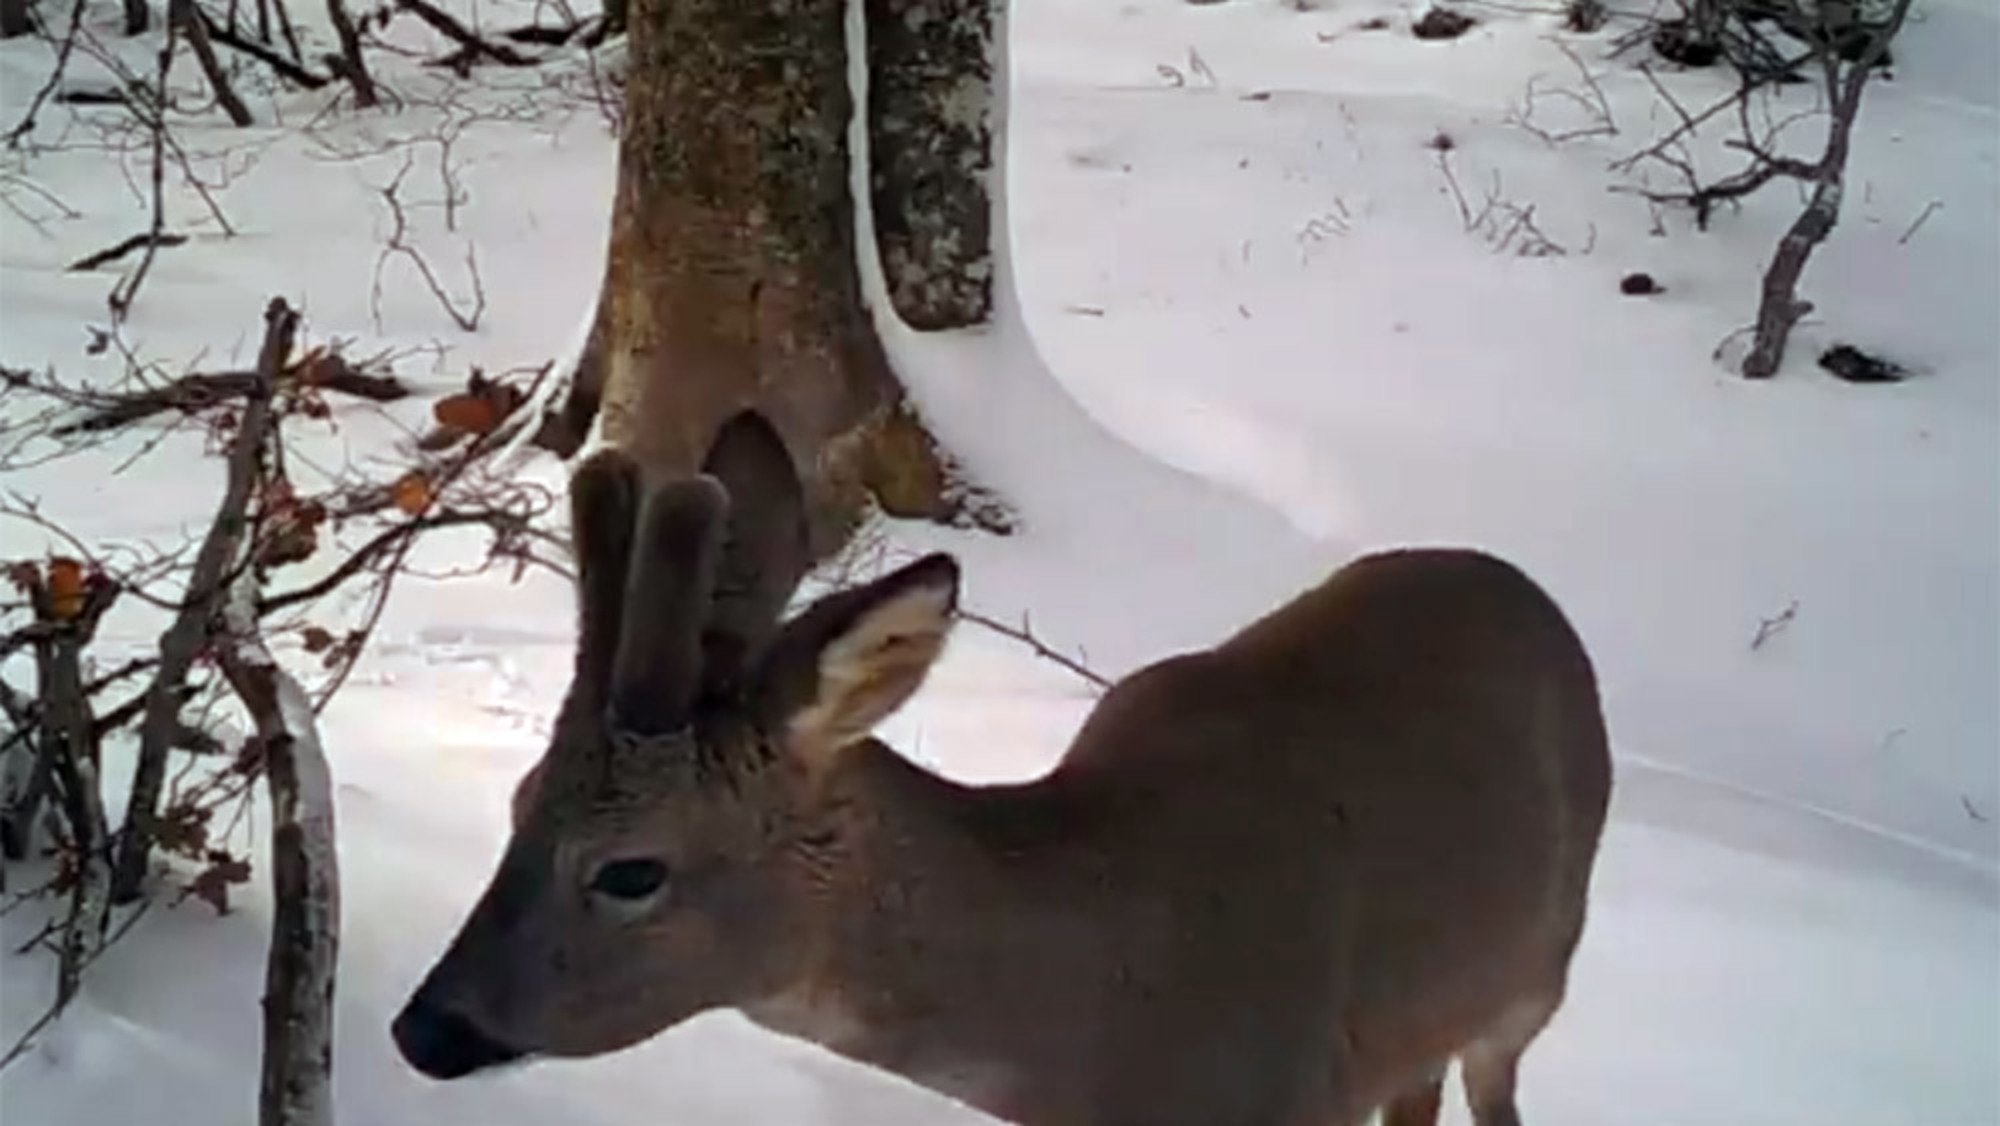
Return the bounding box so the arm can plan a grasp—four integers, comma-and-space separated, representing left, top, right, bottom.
1897, 199, 1940, 246
371, 156, 485, 332
4, 0, 88, 145
1511, 36, 1618, 146
0, 897, 152, 1072
106, 25, 176, 322
1750, 599, 1799, 651
957, 608, 1109, 693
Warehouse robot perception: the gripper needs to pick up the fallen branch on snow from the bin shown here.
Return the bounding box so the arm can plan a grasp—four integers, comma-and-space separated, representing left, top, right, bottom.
68, 231, 190, 273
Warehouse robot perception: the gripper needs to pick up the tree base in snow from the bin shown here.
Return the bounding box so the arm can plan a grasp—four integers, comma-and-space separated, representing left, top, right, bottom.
833, 396, 1015, 539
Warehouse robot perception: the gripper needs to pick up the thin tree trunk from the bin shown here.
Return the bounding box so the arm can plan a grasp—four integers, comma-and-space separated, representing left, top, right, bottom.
45, 627, 111, 1007
173, 0, 254, 126
217, 587, 339, 1126
864, 0, 996, 330
324, 0, 377, 107
1742, 57, 1869, 378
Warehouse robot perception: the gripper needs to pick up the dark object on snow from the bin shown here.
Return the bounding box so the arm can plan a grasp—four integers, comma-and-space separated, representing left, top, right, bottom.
502, 23, 582, 45
1819, 344, 1909, 384
1619, 272, 1663, 296
0, 0, 32, 39
1564, 0, 1607, 33
1412, 7, 1477, 40
1355, 15, 1392, 30
1651, 19, 1719, 67
55, 87, 129, 106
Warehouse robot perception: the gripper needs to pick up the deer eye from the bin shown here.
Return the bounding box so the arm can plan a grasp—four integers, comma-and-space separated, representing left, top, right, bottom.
588, 858, 669, 901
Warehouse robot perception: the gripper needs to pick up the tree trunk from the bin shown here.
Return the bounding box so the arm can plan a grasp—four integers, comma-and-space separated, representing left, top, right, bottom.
216, 588, 339, 1126
581, 0, 1000, 556
324, 0, 377, 108
865, 0, 996, 330
1742, 63, 1867, 379
174, 0, 254, 127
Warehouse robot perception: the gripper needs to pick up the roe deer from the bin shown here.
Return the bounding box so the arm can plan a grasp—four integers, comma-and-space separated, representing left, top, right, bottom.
392, 410, 1613, 1126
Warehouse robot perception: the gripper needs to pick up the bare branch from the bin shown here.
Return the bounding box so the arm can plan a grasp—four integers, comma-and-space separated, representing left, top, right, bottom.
172, 0, 254, 126
110, 297, 296, 903
957, 608, 1109, 693
1750, 599, 1799, 651
396, 0, 536, 66
1896, 199, 1940, 246
1509, 36, 1618, 147
68, 231, 190, 273
106, 28, 175, 322
4, 0, 88, 145
49, 356, 407, 436
196, 3, 330, 88
0, 898, 150, 1072
370, 157, 485, 332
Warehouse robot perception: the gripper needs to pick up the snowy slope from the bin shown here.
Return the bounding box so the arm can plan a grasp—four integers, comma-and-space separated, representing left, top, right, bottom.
2, 0, 1996, 1123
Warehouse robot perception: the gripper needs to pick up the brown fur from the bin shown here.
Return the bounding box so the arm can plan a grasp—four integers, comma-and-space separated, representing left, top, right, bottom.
393, 415, 1612, 1126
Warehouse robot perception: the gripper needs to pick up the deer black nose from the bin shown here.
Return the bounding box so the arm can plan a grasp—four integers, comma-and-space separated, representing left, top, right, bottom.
392, 994, 525, 1079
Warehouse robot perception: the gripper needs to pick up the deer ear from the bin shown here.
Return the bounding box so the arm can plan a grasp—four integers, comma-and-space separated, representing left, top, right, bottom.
700, 410, 810, 695
761, 553, 959, 762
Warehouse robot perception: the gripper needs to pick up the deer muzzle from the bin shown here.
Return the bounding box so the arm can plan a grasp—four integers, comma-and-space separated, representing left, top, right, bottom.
392, 990, 528, 1080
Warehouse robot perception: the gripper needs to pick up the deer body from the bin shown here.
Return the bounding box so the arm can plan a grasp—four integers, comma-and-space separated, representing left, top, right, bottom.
751, 551, 1609, 1125
394, 413, 1611, 1126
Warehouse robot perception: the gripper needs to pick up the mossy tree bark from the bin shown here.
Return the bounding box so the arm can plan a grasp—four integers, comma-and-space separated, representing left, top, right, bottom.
540, 0, 1004, 559
865, 0, 996, 331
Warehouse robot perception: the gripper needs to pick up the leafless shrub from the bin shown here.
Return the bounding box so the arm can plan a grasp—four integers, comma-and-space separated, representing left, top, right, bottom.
1615, 0, 1914, 376
370, 154, 486, 333
1508, 36, 1618, 146
1436, 150, 1596, 257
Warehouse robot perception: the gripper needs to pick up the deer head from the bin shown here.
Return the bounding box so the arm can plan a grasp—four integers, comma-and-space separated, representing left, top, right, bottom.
392, 410, 960, 1079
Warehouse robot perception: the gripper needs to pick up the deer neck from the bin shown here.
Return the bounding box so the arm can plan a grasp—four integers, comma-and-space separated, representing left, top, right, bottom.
746, 738, 1099, 1113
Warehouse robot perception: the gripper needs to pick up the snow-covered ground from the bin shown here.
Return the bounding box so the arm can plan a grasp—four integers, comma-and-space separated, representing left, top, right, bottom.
1, 0, 1995, 1122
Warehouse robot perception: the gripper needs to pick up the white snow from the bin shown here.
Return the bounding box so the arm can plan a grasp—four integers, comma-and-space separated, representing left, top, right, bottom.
1, 0, 1994, 1123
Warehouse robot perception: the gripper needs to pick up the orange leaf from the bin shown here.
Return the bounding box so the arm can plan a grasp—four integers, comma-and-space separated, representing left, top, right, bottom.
432, 392, 501, 435
47, 557, 86, 621
434, 375, 525, 437
391, 471, 432, 515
